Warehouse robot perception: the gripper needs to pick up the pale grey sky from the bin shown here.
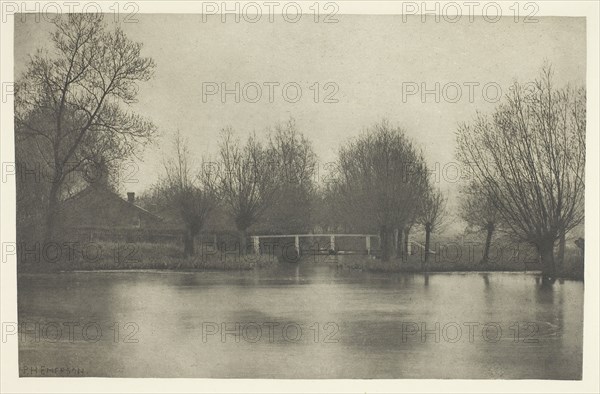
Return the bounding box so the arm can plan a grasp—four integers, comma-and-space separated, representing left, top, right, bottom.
15, 15, 586, 211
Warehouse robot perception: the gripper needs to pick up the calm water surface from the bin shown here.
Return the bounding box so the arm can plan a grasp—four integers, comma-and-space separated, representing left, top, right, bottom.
17, 264, 583, 378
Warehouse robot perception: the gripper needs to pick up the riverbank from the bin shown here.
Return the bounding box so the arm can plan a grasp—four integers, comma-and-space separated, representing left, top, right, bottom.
16, 241, 584, 280
16, 241, 278, 273
330, 253, 584, 281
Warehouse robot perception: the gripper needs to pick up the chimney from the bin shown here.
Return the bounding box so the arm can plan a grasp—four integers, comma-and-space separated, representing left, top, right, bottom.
127, 192, 135, 203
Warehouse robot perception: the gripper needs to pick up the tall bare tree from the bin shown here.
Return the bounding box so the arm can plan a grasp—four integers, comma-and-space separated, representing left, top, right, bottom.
15, 14, 156, 241
336, 120, 429, 261
262, 119, 317, 234
459, 181, 501, 264
418, 187, 447, 266
395, 160, 429, 259
152, 132, 217, 256
456, 67, 585, 278
400, 208, 421, 260
217, 127, 278, 254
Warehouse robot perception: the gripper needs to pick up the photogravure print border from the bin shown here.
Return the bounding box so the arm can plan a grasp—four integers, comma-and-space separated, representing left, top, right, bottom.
0, 1, 598, 393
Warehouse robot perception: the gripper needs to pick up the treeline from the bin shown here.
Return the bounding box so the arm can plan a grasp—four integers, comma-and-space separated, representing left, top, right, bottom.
142, 118, 447, 264
14, 14, 585, 279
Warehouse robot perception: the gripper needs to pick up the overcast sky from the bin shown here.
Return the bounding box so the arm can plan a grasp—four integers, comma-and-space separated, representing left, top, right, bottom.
15, 14, 586, 215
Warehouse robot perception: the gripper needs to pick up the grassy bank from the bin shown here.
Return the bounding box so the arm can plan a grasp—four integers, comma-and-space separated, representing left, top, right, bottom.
329, 250, 584, 280
17, 241, 279, 272
16, 239, 584, 280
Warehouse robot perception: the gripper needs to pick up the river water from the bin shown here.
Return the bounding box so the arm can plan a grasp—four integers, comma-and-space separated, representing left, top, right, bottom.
17, 264, 583, 379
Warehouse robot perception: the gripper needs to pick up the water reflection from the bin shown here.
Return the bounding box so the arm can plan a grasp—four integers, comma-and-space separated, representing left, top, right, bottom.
17, 266, 583, 379
481, 273, 490, 288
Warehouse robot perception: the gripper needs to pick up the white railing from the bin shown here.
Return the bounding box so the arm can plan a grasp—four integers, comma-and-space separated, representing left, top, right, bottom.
250, 234, 380, 255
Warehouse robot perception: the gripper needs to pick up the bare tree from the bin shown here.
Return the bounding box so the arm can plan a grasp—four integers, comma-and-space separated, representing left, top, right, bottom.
395, 161, 429, 259
267, 119, 316, 192
400, 210, 420, 260
459, 181, 501, 264
152, 132, 216, 256
217, 127, 278, 254
456, 67, 585, 278
15, 14, 156, 241
418, 187, 447, 266
336, 120, 429, 261
261, 119, 317, 234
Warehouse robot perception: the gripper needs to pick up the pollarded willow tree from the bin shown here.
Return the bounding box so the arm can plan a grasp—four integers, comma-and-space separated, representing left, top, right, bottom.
262, 119, 317, 234
15, 14, 156, 241
417, 187, 447, 266
396, 160, 430, 258
459, 181, 501, 264
456, 67, 585, 278
336, 120, 429, 261
151, 132, 217, 257
218, 121, 317, 254
217, 127, 279, 254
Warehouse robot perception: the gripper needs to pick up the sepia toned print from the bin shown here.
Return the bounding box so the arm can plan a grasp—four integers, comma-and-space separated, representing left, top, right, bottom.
5, 4, 591, 386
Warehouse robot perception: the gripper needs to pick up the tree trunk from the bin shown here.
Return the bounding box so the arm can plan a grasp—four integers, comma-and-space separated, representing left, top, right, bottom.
44, 183, 60, 243
397, 228, 404, 259
239, 228, 248, 256
393, 228, 399, 258
482, 222, 494, 264
380, 225, 390, 261
404, 227, 410, 256
423, 223, 432, 269
538, 238, 556, 280
183, 228, 195, 257
557, 226, 566, 269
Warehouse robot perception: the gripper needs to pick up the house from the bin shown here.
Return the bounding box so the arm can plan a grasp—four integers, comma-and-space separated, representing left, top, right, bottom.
58, 185, 179, 242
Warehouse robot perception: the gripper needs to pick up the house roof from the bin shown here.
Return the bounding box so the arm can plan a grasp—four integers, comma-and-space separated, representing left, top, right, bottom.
60, 185, 164, 223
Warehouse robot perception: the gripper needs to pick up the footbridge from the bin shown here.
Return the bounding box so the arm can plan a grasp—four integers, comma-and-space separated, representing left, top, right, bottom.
250, 233, 380, 255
